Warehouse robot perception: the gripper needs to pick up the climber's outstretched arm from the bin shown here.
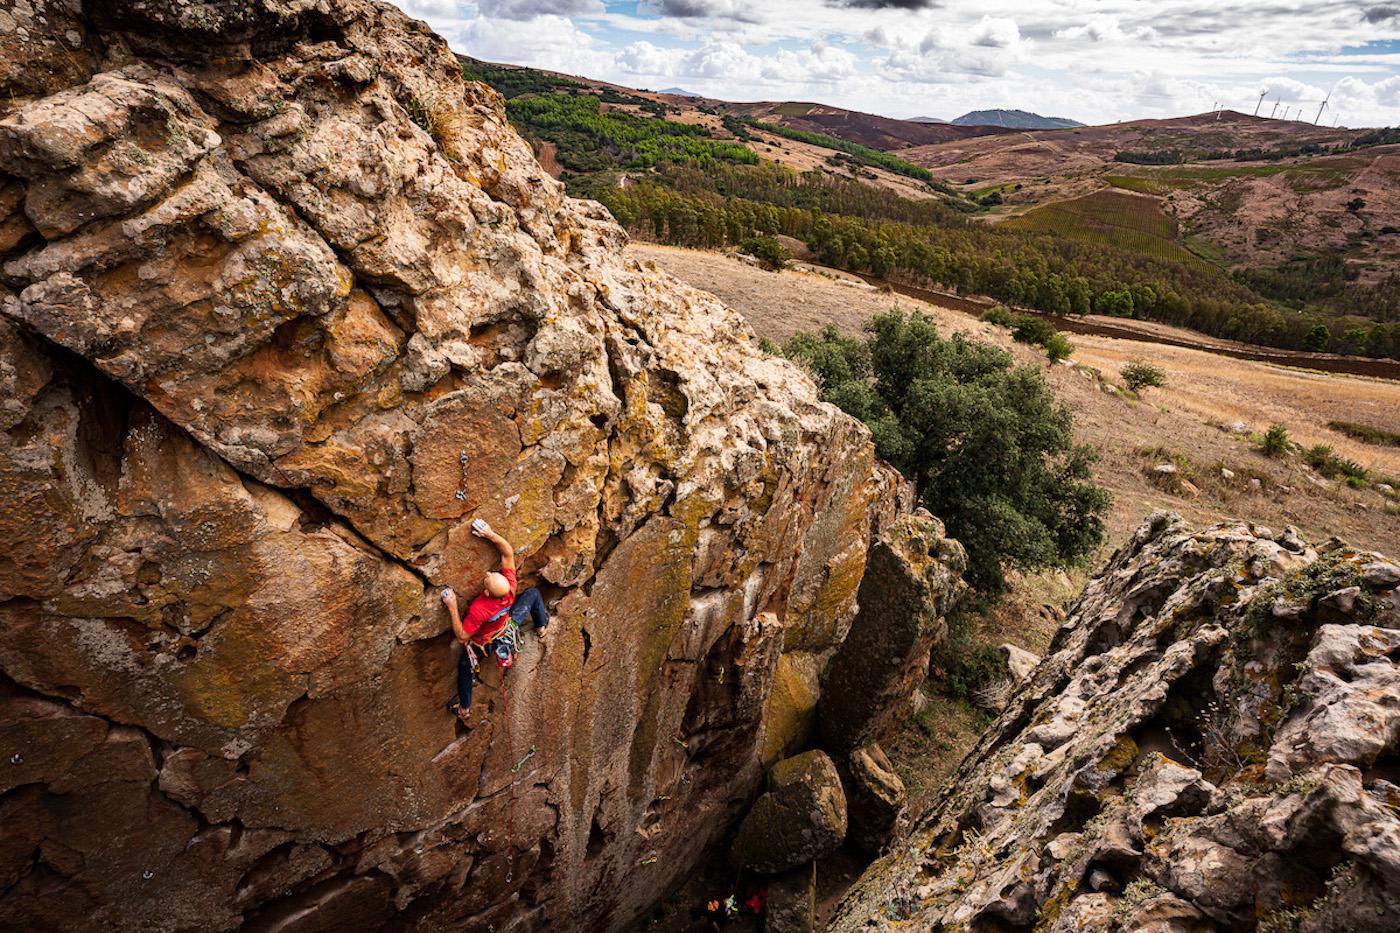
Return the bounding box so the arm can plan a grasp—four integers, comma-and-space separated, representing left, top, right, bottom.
442, 588, 468, 644
472, 519, 515, 574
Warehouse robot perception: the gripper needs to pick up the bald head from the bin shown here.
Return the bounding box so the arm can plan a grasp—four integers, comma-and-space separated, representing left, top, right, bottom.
484, 572, 511, 598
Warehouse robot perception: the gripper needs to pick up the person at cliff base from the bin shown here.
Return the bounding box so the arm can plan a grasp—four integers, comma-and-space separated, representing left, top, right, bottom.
441, 519, 549, 723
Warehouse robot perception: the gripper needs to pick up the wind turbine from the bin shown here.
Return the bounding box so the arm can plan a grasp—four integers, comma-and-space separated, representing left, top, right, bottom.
1314, 90, 1331, 124
1269, 99, 1280, 119
1254, 89, 1267, 116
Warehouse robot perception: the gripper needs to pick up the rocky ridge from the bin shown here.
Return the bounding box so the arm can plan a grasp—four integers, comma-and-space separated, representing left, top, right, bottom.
0, 2, 964, 930
831, 514, 1400, 932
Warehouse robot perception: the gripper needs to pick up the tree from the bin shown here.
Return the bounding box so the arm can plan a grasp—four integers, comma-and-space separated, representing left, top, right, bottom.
1121, 360, 1166, 392
1302, 323, 1331, 352
1010, 314, 1058, 346
1043, 332, 1074, 362
784, 311, 1109, 592
738, 234, 789, 271
1094, 289, 1135, 317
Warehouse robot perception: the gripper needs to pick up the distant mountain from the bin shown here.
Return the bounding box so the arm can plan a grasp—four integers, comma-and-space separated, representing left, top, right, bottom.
907, 116, 948, 124
720, 101, 1013, 150
659, 87, 701, 97
951, 109, 1084, 129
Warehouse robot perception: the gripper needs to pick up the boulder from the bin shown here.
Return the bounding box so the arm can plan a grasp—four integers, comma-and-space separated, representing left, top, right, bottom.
731, 751, 848, 874
831, 514, 1400, 932
765, 864, 817, 933
818, 510, 965, 754
841, 743, 906, 855
999, 643, 1040, 682
0, 3, 908, 929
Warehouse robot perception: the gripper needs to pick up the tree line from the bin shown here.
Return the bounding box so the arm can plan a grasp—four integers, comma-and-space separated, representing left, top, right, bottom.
592, 173, 1400, 358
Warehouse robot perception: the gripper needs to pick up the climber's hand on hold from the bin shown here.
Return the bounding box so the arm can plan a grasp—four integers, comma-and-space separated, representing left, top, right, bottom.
471, 518, 492, 538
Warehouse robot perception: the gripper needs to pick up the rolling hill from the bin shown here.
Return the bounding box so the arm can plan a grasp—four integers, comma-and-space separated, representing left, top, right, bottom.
898, 111, 1400, 312
951, 108, 1083, 129
713, 100, 1014, 150
454, 56, 1399, 357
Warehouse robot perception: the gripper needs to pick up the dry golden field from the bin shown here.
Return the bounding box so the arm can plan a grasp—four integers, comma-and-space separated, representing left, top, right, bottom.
634, 242, 1400, 554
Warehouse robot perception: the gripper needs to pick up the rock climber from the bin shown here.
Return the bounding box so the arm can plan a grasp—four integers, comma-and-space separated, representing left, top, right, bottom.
442, 518, 549, 723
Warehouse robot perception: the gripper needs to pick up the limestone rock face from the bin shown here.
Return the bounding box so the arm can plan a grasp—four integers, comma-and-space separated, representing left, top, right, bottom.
831, 513, 1400, 932
0, 3, 913, 930
730, 750, 848, 874
842, 743, 907, 855
818, 509, 965, 754
765, 864, 818, 933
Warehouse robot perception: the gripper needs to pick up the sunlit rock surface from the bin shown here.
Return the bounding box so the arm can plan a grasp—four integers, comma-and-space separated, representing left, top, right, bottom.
831, 514, 1400, 932
0, 2, 946, 929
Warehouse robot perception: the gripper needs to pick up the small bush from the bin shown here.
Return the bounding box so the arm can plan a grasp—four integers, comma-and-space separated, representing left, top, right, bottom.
1010, 314, 1059, 347
982, 305, 1015, 327
1305, 444, 1369, 486
929, 603, 1007, 701
1261, 423, 1291, 458
738, 234, 789, 271
1043, 332, 1074, 362
1121, 360, 1166, 392
1328, 419, 1400, 448
1304, 444, 1334, 471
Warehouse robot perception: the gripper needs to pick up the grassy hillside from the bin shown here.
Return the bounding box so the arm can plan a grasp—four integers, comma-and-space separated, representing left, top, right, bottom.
458, 58, 1399, 359
1004, 190, 1193, 265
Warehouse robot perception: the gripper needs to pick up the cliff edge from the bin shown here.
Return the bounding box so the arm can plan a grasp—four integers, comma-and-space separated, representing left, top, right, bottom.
0, 2, 922, 929
831, 514, 1400, 932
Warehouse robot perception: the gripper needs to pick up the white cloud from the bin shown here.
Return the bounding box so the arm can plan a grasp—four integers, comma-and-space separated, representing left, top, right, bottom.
616, 41, 678, 77
454, 13, 612, 74
389, 1, 1400, 127
477, 0, 603, 20
968, 16, 1020, 50
395, 0, 462, 17
1055, 16, 1129, 43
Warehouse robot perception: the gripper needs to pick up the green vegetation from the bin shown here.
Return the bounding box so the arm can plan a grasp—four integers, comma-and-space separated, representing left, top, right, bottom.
461, 58, 584, 98
779, 312, 1109, 591
737, 234, 788, 271
464, 60, 1400, 359
1328, 419, 1400, 447
1043, 332, 1074, 362
1005, 190, 1194, 265
1303, 323, 1331, 352
980, 306, 1072, 361
928, 597, 1007, 700
733, 117, 936, 182
1121, 360, 1166, 392
1261, 423, 1291, 458
506, 94, 756, 173
598, 177, 1400, 357
1303, 445, 1369, 487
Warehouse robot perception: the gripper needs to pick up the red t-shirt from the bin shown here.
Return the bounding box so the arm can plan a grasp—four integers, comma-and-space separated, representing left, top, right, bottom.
462, 566, 517, 644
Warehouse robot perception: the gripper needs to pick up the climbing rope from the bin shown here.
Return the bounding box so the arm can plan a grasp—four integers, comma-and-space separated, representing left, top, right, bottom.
502, 667, 516, 884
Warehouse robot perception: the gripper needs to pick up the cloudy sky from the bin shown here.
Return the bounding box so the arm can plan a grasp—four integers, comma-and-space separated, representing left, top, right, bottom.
395, 1, 1399, 127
